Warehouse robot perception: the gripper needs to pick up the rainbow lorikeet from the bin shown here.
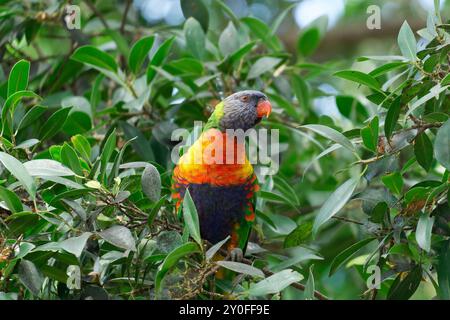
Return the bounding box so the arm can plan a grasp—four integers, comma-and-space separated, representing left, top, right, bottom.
172, 90, 272, 259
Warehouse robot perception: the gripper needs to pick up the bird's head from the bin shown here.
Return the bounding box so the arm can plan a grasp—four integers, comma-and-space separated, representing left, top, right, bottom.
218, 90, 272, 131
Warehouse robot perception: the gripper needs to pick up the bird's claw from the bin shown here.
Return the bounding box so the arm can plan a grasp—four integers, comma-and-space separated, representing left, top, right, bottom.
230, 248, 243, 262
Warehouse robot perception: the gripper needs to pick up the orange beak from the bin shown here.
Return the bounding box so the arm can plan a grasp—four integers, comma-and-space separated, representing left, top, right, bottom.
256, 100, 272, 118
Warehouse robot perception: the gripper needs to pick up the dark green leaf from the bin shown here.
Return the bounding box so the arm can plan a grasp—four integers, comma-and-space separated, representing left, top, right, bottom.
71, 45, 118, 73
387, 266, 422, 300
329, 238, 376, 276
7, 59, 30, 97
180, 0, 209, 32
414, 132, 433, 171
128, 36, 155, 75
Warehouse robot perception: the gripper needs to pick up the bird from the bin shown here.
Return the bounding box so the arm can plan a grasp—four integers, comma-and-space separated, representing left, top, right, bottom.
171, 90, 272, 260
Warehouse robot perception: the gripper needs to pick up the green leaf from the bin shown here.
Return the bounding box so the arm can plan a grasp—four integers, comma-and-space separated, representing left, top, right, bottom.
7, 59, 30, 97
119, 121, 155, 161
361, 116, 379, 152
414, 132, 433, 171
146, 37, 175, 84
291, 74, 310, 109
141, 164, 161, 202
182, 189, 202, 246
205, 236, 230, 261
0, 185, 23, 213
284, 222, 313, 248
397, 21, 417, 61
247, 57, 281, 80
14, 139, 40, 150
406, 84, 449, 117
249, 269, 303, 296
59, 232, 92, 258
442, 73, 450, 86
298, 27, 320, 56
381, 172, 404, 195
0, 152, 36, 199
300, 124, 355, 151
23, 159, 75, 177
155, 242, 200, 293
313, 177, 359, 235
369, 62, 408, 78
71, 134, 91, 164
329, 238, 376, 276
99, 226, 136, 251
100, 128, 116, 180
434, 119, 450, 171
216, 261, 264, 278
304, 265, 315, 300
272, 247, 323, 272
18, 260, 43, 296
147, 195, 167, 227
180, 0, 209, 32
416, 213, 434, 252
16, 105, 47, 133
334, 70, 381, 92
61, 143, 84, 176
71, 45, 118, 73
169, 58, 204, 75
241, 17, 281, 51
384, 96, 402, 139
387, 266, 422, 300
1, 90, 41, 133
184, 18, 206, 59
218, 22, 239, 57
128, 36, 155, 75
38, 107, 71, 141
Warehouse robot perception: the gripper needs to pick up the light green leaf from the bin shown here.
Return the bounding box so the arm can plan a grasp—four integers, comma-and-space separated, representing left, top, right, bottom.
0, 152, 36, 199
300, 124, 355, 151
205, 236, 230, 261
216, 261, 264, 278
313, 177, 359, 235
71, 134, 91, 164
59, 232, 92, 258
18, 260, 43, 296
247, 57, 281, 80
249, 269, 303, 296
219, 22, 239, 57
304, 265, 315, 300
23, 159, 75, 177
184, 17, 205, 59
416, 213, 434, 252
182, 189, 202, 246
99, 226, 136, 251
397, 20, 417, 61
407, 84, 449, 117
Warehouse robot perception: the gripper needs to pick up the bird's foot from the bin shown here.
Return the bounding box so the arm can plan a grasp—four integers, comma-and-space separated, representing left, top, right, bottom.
230, 248, 243, 262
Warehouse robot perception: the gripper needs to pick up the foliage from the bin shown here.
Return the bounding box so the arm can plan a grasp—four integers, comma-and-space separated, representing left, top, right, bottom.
0, 0, 449, 300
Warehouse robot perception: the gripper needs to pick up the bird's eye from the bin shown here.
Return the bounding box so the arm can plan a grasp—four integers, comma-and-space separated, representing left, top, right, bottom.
240, 95, 249, 102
